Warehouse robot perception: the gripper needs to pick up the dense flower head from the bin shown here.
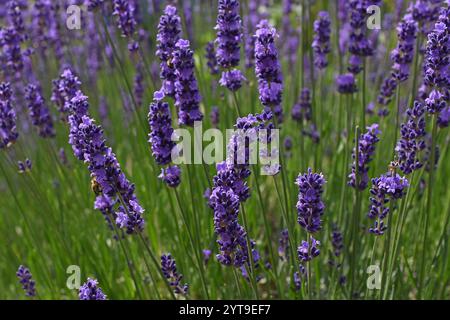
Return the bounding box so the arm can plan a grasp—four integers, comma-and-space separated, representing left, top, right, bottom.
336, 73, 358, 94
313, 11, 331, 70
331, 224, 344, 258
158, 165, 181, 188
254, 20, 283, 119
205, 41, 219, 75
16, 265, 36, 297
219, 69, 246, 92
295, 168, 326, 233
348, 124, 381, 190
148, 91, 175, 165
79, 278, 107, 300
112, 0, 137, 38
172, 39, 203, 126
391, 15, 418, 81
0, 82, 18, 149
156, 5, 181, 97
0, 26, 24, 73
377, 75, 397, 107
368, 170, 409, 235
25, 84, 55, 138
215, 0, 243, 69
7, 1, 26, 35
396, 101, 427, 174
67, 89, 145, 234
161, 254, 189, 295
51, 68, 82, 121
297, 237, 321, 262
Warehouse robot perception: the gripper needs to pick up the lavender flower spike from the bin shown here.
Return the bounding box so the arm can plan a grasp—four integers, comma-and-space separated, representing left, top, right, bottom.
148, 90, 175, 165
312, 11, 331, 70
396, 101, 426, 174
298, 237, 321, 262
295, 168, 326, 233
156, 5, 181, 97
16, 265, 36, 297
161, 253, 189, 295
336, 73, 358, 95
25, 84, 56, 138
348, 123, 381, 190
51, 68, 81, 121
255, 20, 284, 121
205, 41, 219, 75
0, 82, 19, 149
173, 39, 203, 126
113, 0, 137, 39
79, 278, 107, 300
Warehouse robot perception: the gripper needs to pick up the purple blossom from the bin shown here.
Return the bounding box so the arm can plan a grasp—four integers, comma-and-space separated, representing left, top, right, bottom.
79, 278, 107, 300
396, 101, 427, 174
297, 237, 321, 262
291, 88, 312, 122
348, 124, 381, 190
368, 170, 409, 235
0, 26, 24, 73
17, 158, 32, 173
158, 165, 181, 188
210, 106, 219, 128
0, 82, 18, 149
67, 88, 145, 234
173, 39, 203, 126
205, 41, 219, 75
25, 84, 56, 138
295, 168, 326, 234
336, 73, 358, 94
86, 0, 104, 11
215, 0, 242, 69
331, 224, 344, 258
113, 0, 137, 38
161, 253, 189, 295
51, 68, 81, 121
148, 91, 175, 166
255, 20, 283, 121
156, 5, 181, 97
219, 69, 246, 92
16, 265, 36, 297
312, 11, 331, 70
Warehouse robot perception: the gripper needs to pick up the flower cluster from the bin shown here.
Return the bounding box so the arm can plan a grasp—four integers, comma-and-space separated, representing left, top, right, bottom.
396, 101, 427, 174
297, 237, 321, 262
215, 0, 245, 91
312, 11, 331, 70
172, 39, 203, 126
295, 168, 326, 233
368, 170, 409, 235
156, 5, 181, 97
336, 73, 358, 95
423, 7, 449, 118
18, 158, 32, 173
148, 91, 175, 166
67, 86, 145, 234
112, 0, 137, 39
161, 253, 189, 295
0, 82, 18, 149
255, 20, 283, 121
378, 14, 418, 106
79, 278, 107, 300
51, 68, 81, 121
205, 41, 219, 75
348, 124, 381, 190
25, 84, 55, 138
292, 88, 312, 123
16, 265, 36, 297
278, 229, 289, 261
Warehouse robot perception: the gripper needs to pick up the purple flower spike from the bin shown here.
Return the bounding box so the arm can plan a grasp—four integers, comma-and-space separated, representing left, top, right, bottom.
113, 0, 137, 38
159, 165, 181, 188
313, 11, 331, 70
215, 0, 243, 69
297, 237, 321, 262
348, 123, 381, 190
295, 168, 326, 233
25, 84, 56, 138
16, 265, 36, 297
336, 73, 358, 94
148, 91, 176, 166
396, 101, 427, 174
368, 170, 409, 235
156, 5, 182, 97
51, 68, 81, 121
79, 278, 107, 300
219, 69, 247, 92
292, 88, 312, 122
278, 229, 289, 261
173, 39, 203, 126
255, 20, 284, 121
205, 41, 219, 75
161, 253, 189, 295
0, 82, 19, 149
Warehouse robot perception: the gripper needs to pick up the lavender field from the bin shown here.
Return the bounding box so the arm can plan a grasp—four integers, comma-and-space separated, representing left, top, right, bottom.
0, 0, 449, 300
